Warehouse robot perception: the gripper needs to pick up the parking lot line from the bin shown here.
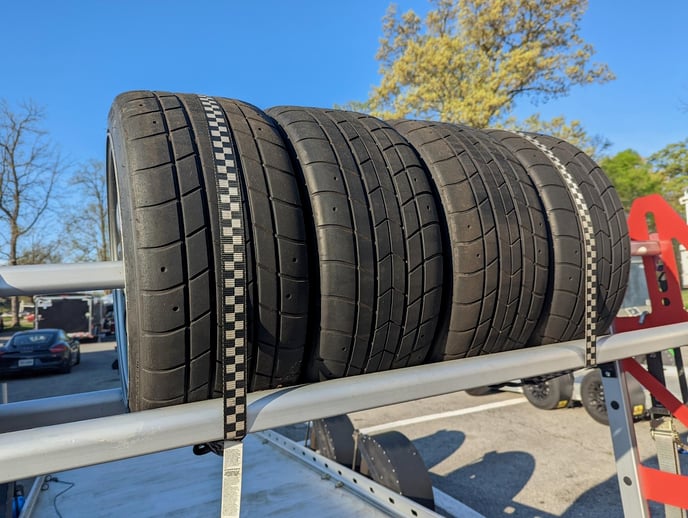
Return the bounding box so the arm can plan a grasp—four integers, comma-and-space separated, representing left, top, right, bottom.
359, 397, 528, 434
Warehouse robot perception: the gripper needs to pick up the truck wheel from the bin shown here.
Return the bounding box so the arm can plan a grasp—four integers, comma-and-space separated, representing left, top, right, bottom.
108, 91, 309, 411
523, 372, 574, 410
268, 108, 443, 380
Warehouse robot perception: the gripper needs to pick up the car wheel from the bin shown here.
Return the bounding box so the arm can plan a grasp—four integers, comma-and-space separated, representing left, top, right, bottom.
580, 369, 608, 424
60, 358, 72, 374
581, 369, 647, 425
522, 372, 574, 410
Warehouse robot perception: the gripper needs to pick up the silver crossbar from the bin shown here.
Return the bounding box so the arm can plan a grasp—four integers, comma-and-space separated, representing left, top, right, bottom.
1, 321, 688, 482
0, 261, 124, 296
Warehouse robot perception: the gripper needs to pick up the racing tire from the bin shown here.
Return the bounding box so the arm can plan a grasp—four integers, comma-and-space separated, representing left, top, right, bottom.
522, 372, 574, 410
486, 130, 629, 344
268, 107, 443, 381
390, 120, 548, 358
107, 91, 309, 411
522, 134, 630, 336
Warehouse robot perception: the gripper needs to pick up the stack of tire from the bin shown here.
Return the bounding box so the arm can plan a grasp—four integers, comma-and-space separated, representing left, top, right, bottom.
107, 91, 629, 412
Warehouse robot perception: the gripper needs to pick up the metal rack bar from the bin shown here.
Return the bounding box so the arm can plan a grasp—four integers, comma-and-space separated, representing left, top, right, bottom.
0, 261, 124, 296
1, 322, 688, 483
601, 361, 650, 518
0, 389, 125, 433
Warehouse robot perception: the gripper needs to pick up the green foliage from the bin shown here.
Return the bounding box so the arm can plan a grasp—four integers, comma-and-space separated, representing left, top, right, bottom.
599, 150, 662, 211
364, 0, 613, 127
501, 113, 611, 160
648, 139, 688, 210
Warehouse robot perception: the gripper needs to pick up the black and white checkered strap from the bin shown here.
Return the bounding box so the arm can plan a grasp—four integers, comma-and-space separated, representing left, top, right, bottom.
517, 132, 598, 367
199, 95, 247, 440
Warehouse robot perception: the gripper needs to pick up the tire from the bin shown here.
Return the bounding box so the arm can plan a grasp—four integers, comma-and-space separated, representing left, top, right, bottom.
521, 135, 630, 336
580, 369, 608, 424
214, 98, 309, 392
268, 107, 443, 380
485, 130, 590, 345
390, 121, 547, 359
60, 358, 72, 374
522, 372, 574, 410
76, 350, 81, 365
108, 91, 309, 411
465, 386, 495, 396
581, 369, 647, 425
486, 130, 630, 344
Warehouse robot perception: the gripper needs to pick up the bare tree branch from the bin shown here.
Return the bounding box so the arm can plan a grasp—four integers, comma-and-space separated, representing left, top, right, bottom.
0, 98, 64, 326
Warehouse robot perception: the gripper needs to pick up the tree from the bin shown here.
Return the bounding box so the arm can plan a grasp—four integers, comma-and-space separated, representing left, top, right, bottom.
62, 160, 109, 262
648, 139, 688, 211
365, 0, 613, 127
502, 113, 611, 160
599, 149, 663, 211
0, 99, 62, 326
16, 239, 63, 265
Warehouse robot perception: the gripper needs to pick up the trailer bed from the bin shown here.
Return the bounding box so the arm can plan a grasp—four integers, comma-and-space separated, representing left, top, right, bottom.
29, 431, 479, 517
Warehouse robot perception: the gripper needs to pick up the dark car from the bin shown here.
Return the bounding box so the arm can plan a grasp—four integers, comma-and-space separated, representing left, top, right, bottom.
0, 329, 80, 375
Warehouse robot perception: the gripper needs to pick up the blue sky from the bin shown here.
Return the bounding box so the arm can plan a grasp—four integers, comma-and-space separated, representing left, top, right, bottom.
2, 1, 687, 166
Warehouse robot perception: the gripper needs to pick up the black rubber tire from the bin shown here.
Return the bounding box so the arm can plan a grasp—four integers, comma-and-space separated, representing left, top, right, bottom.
465, 386, 495, 396
213, 98, 310, 392
522, 134, 630, 336
107, 91, 309, 411
487, 130, 630, 344
60, 358, 72, 374
268, 107, 443, 381
522, 372, 574, 410
485, 130, 589, 345
580, 369, 608, 424
581, 369, 647, 425
390, 120, 547, 359
76, 350, 81, 365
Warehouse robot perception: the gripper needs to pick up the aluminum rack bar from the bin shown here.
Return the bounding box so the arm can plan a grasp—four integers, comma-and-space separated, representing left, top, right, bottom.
0, 389, 125, 433
0, 261, 124, 296
2, 321, 688, 482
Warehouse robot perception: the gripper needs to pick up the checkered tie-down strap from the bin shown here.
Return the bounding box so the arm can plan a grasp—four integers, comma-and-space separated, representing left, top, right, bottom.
199, 95, 247, 440
517, 132, 598, 367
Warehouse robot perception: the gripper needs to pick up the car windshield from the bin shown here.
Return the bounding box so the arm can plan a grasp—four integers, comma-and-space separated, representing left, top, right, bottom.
12, 333, 55, 346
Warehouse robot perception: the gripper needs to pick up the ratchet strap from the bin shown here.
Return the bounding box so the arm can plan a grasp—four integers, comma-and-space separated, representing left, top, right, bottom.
200, 95, 247, 518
